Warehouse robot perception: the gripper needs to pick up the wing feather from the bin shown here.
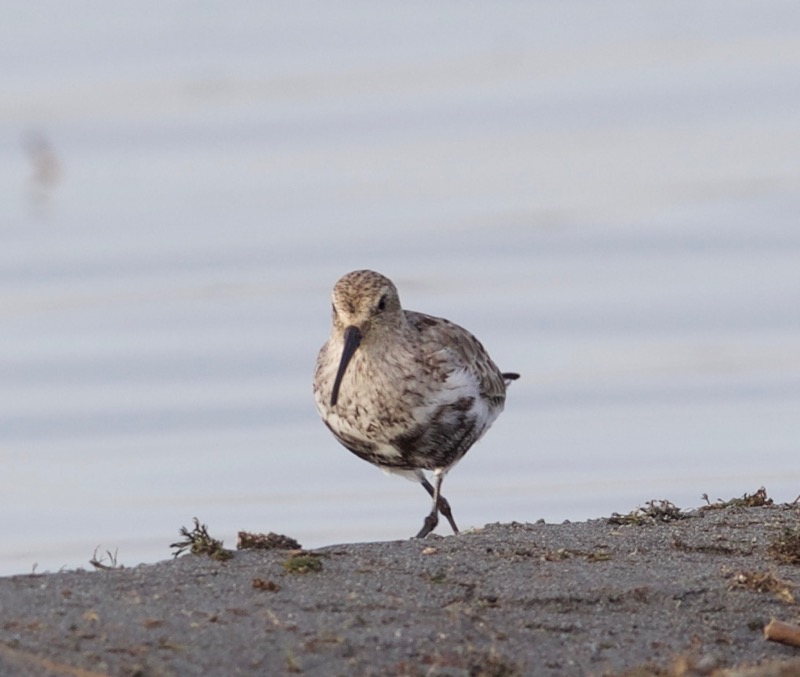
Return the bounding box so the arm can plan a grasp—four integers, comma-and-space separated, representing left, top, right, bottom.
405, 311, 507, 404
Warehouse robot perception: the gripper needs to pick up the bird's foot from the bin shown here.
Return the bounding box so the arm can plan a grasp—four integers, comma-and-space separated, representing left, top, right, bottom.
415, 512, 439, 538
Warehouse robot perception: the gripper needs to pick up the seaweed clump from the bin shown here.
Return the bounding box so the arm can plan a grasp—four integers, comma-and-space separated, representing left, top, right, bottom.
171, 517, 233, 561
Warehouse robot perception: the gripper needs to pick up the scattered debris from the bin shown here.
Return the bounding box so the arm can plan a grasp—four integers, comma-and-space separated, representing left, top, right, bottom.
82, 609, 100, 623
769, 526, 800, 565
171, 518, 233, 561
544, 548, 612, 562
237, 531, 301, 550
410, 645, 520, 676
252, 578, 280, 592
424, 570, 447, 584
589, 655, 800, 677
285, 648, 302, 673
282, 552, 323, 574
764, 619, 800, 648
726, 569, 795, 603
89, 547, 122, 570
585, 549, 613, 563
672, 538, 746, 556
701, 487, 773, 510
608, 500, 687, 525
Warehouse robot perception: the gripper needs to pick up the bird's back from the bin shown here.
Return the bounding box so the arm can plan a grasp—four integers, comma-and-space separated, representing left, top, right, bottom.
404, 310, 508, 409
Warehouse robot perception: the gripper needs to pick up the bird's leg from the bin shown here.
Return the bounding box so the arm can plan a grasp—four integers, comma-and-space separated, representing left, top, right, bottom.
420, 475, 459, 534
416, 478, 439, 538
417, 471, 458, 537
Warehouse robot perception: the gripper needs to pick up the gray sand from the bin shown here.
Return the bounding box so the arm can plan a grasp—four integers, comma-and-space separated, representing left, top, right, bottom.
1, 504, 799, 676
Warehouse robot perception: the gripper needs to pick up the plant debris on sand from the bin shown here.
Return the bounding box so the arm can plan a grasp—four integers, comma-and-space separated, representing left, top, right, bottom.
237, 530, 301, 550
608, 499, 688, 525
769, 525, 800, 565
89, 547, 122, 571
171, 517, 233, 561
725, 569, 795, 604
282, 552, 324, 574
701, 486, 774, 510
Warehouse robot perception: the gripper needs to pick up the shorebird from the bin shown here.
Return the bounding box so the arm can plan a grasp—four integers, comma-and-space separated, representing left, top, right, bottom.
314, 270, 518, 538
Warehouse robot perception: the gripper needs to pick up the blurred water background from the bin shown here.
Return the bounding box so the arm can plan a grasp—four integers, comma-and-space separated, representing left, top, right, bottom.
2, 1, 799, 576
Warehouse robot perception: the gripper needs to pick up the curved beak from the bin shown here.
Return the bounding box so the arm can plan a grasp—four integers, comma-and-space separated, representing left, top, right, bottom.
331, 325, 362, 406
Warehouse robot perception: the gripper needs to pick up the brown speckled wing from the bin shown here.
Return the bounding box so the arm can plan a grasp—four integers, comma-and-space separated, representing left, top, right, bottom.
405, 311, 507, 406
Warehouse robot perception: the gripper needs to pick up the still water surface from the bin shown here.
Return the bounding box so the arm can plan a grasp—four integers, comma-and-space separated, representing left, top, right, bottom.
2, 2, 799, 575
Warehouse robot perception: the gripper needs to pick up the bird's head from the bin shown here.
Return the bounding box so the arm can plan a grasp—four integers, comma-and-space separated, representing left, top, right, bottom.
329, 269, 403, 406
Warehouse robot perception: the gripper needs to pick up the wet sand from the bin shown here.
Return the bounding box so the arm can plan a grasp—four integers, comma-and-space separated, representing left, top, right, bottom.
1, 503, 799, 676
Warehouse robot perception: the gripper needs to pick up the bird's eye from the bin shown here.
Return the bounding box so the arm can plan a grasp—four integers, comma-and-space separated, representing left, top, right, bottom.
377, 294, 387, 311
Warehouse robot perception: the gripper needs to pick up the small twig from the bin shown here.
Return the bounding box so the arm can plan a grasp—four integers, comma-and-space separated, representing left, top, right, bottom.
764, 619, 800, 647
90, 547, 121, 570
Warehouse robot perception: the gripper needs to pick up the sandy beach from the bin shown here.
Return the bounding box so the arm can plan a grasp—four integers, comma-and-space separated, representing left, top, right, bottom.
1, 499, 799, 676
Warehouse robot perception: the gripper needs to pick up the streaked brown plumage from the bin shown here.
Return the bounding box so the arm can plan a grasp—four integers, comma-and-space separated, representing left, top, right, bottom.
314, 270, 518, 537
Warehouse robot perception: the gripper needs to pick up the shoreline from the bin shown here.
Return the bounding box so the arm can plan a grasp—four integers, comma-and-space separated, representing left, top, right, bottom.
1, 500, 799, 676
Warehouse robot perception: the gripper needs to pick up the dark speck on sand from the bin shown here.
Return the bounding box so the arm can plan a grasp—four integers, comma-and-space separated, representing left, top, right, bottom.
1, 503, 800, 676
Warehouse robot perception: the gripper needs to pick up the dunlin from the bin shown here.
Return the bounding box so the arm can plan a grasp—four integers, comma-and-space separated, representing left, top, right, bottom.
314, 270, 518, 538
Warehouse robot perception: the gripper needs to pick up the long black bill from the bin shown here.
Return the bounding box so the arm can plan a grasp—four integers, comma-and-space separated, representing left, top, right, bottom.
330, 325, 362, 407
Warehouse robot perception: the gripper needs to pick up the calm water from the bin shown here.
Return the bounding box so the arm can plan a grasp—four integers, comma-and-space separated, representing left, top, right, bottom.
2, 2, 800, 576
